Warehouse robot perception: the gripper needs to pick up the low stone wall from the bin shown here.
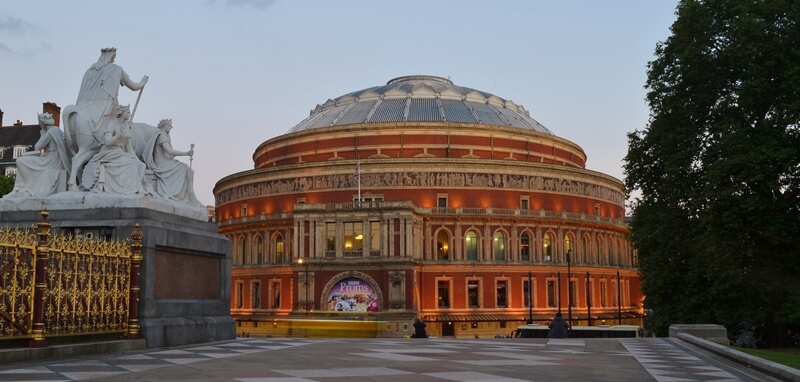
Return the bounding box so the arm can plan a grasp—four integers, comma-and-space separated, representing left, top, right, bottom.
673, 329, 800, 382
668, 324, 729, 345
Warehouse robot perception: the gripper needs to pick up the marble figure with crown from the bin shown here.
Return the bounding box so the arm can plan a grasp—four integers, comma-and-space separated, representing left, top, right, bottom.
1, 47, 205, 221
0, 48, 234, 349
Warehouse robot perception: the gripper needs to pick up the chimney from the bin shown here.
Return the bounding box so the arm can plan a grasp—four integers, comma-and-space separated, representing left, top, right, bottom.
14, 120, 23, 126
0, 109, 3, 127
43, 102, 61, 126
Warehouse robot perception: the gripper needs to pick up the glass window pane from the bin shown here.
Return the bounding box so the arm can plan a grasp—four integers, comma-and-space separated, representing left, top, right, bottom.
521, 233, 531, 261
326, 223, 336, 252
468, 280, 480, 308
236, 283, 243, 308
256, 237, 264, 264
437, 231, 450, 260
544, 233, 553, 261
465, 231, 478, 261
493, 232, 505, 261
271, 281, 280, 308
344, 221, 363, 251
370, 221, 380, 252
438, 280, 450, 308
275, 236, 284, 263
497, 281, 507, 307
252, 282, 261, 308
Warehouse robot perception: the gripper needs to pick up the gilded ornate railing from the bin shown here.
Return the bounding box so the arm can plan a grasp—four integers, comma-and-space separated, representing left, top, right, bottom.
0, 224, 36, 340
0, 210, 142, 347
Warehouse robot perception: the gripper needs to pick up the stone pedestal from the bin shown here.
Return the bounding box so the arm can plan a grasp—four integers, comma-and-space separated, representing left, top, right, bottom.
0, 199, 234, 348
669, 324, 729, 345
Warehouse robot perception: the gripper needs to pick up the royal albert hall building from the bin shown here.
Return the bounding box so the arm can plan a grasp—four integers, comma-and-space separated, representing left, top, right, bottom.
214, 75, 642, 338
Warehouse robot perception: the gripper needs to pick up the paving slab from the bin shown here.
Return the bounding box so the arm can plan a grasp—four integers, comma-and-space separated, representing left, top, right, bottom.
0, 337, 788, 382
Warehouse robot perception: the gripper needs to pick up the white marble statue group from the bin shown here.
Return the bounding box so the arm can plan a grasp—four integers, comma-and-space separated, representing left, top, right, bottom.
5, 47, 201, 207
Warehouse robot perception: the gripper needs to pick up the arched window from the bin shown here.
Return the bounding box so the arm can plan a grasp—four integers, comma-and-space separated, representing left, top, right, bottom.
436, 230, 450, 260
465, 231, 478, 261
254, 236, 264, 264
520, 232, 531, 261
608, 238, 617, 265
622, 240, 629, 266
274, 234, 284, 264
493, 231, 506, 261
238, 237, 246, 265
582, 235, 590, 264
597, 237, 604, 264
564, 234, 572, 262
544, 233, 553, 262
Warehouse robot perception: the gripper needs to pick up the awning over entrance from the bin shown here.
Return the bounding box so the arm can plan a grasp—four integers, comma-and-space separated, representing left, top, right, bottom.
422, 312, 643, 322
422, 314, 533, 322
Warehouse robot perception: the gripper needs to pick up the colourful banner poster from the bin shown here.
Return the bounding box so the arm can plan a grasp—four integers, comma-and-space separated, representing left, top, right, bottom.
326, 277, 380, 312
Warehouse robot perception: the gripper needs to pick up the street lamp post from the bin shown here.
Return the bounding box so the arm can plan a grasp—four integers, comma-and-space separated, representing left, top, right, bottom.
298, 258, 310, 318
617, 270, 622, 325
586, 271, 592, 326
566, 249, 572, 330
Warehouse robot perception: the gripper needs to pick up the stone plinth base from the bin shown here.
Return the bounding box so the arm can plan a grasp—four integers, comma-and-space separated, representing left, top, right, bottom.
140, 316, 235, 347
0, 191, 207, 221
0, 339, 146, 364
0, 205, 234, 348
669, 324, 729, 345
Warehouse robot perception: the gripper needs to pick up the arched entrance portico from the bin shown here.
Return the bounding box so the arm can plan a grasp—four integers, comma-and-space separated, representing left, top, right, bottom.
321, 271, 383, 313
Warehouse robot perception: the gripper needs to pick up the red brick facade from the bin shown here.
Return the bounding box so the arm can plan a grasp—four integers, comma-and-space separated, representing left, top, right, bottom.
214, 76, 641, 338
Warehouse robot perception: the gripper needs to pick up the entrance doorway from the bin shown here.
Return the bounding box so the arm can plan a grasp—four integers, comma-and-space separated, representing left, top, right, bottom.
442, 321, 455, 336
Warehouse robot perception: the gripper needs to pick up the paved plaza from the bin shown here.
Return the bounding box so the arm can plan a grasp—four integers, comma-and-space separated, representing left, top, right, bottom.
0, 337, 786, 382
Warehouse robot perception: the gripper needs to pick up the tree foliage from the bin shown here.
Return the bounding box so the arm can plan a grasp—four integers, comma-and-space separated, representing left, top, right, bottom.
0, 174, 14, 197
625, 0, 800, 347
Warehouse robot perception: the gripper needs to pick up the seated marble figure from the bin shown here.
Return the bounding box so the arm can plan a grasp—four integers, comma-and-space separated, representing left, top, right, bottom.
5, 112, 71, 198
86, 105, 152, 195
142, 119, 201, 206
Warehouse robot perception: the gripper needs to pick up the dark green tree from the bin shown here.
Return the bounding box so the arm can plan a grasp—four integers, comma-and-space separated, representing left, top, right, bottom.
0, 174, 14, 196
625, 0, 800, 347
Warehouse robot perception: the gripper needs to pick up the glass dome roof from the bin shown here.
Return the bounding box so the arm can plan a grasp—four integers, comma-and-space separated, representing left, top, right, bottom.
288, 75, 552, 134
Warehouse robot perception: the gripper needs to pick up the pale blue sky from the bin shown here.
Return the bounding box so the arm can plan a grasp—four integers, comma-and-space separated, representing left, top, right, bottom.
0, 0, 678, 206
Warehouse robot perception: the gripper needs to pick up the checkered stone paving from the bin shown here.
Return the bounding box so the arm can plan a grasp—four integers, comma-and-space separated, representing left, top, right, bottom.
0, 337, 780, 381
620, 338, 743, 381
0, 340, 313, 381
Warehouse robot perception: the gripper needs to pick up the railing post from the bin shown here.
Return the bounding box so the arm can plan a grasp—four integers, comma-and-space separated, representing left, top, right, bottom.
124, 223, 143, 339
28, 209, 51, 348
